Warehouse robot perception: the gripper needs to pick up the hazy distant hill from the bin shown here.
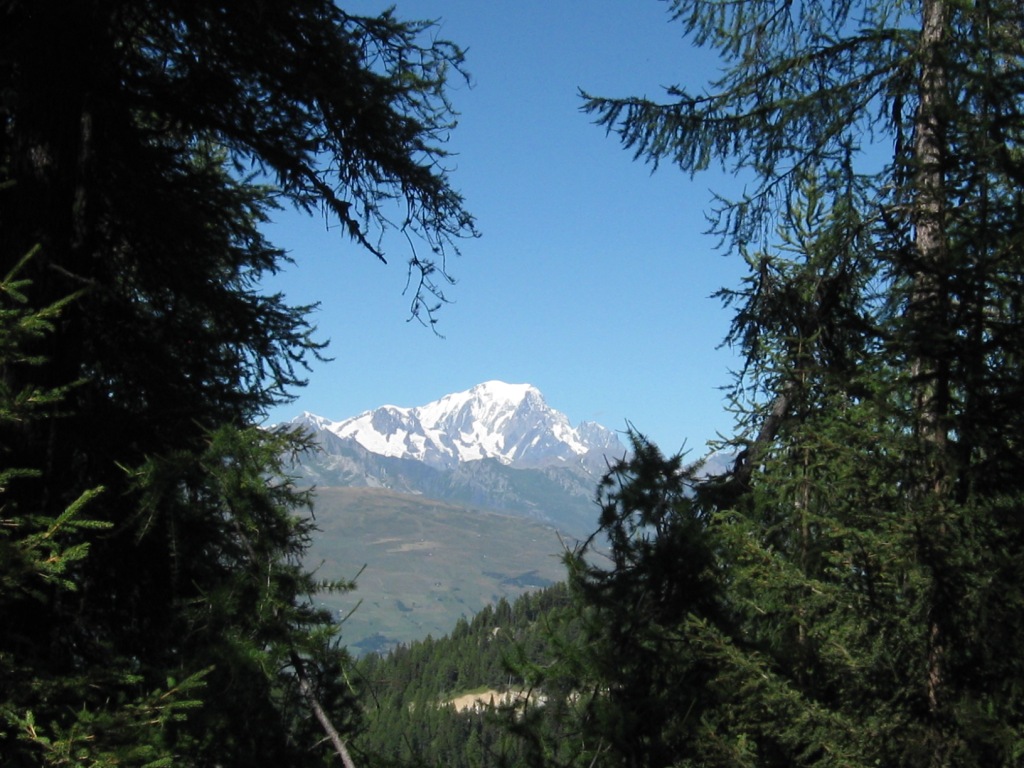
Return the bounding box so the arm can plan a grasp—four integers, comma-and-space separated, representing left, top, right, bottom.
303, 487, 572, 655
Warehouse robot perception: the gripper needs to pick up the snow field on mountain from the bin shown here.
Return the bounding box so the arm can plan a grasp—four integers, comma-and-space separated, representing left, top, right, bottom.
307, 380, 620, 470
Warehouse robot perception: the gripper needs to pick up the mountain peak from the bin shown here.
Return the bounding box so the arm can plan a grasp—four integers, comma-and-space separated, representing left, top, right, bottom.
471, 380, 539, 399
294, 381, 623, 471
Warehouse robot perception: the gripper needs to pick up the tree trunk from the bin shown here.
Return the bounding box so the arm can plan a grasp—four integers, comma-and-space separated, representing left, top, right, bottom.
912, 0, 951, 453
290, 651, 358, 768
912, 1, 952, 764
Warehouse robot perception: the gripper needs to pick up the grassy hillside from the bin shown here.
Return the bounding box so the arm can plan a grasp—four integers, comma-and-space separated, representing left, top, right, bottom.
302, 487, 580, 654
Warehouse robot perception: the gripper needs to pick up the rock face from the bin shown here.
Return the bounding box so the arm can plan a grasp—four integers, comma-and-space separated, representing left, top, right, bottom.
286, 381, 628, 537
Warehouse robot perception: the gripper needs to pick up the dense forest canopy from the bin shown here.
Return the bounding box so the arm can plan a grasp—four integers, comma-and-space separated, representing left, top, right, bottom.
353, 585, 583, 768
0, 1, 473, 765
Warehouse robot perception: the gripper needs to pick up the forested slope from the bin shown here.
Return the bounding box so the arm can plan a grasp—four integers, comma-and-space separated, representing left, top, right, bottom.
352, 583, 585, 768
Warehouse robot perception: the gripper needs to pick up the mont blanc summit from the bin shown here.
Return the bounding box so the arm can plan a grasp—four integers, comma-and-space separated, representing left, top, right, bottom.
294, 380, 624, 472
288, 382, 626, 535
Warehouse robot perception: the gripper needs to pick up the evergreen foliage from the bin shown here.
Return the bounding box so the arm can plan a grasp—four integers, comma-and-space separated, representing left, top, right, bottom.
513, 0, 1024, 766
0, 2, 473, 765
353, 585, 582, 768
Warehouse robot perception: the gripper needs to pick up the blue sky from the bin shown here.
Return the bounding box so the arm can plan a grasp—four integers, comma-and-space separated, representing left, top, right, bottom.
263, 0, 750, 454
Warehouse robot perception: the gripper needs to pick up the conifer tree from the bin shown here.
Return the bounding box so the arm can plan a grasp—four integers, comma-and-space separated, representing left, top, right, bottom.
554, 1, 1024, 766
0, 2, 473, 765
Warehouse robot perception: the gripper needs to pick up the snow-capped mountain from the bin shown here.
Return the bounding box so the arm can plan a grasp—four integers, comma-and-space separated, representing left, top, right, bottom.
292, 380, 625, 473
286, 381, 627, 536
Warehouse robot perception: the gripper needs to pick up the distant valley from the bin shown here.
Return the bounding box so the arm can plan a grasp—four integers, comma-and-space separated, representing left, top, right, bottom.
287, 381, 627, 653
302, 487, 573, 655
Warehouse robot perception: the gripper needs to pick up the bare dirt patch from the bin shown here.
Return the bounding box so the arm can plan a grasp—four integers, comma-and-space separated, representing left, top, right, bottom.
447, 689, 540, 713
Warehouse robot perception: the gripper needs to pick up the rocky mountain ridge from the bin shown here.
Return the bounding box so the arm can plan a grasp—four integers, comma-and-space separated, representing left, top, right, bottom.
287, 381, 627, 536
292, 380, 624, 472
